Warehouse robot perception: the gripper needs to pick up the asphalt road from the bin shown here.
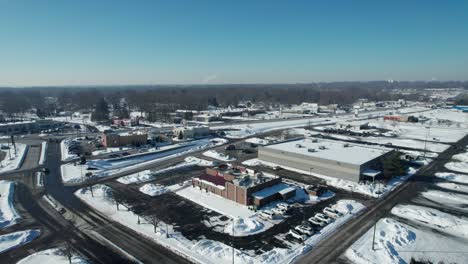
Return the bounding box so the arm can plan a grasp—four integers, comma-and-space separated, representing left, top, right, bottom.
296, 135, 468, 264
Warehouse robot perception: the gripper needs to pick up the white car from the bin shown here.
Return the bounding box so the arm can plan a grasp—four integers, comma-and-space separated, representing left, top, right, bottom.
276, 202, 289, 211
289, 229, 308, 241
259, 210, 276, 220
315, 213, 332, 224
272, 207, 287, 215
308, 217, 326, 227
295, 224, 314, 236
323, 207, 342, 218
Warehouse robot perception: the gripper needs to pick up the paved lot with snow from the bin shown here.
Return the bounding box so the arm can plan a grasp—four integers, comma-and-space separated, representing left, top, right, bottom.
17, 247, 88, 264
0, 143, 27, 173
0, 181, 21, 229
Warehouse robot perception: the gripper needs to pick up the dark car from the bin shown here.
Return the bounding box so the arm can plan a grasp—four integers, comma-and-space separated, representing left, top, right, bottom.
225, 144, 236, 151
42, 168, 50, 174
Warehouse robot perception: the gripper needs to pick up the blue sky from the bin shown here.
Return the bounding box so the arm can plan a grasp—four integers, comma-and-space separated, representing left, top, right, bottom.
1, 0, 467, 86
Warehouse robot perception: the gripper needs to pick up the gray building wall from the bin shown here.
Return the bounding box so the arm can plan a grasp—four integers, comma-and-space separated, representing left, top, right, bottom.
258, 146, 390, 182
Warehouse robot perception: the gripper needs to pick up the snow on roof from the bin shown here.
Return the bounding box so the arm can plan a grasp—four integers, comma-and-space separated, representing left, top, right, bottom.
263, 138, 392, 166
252, 183, 293, 199
362, 169, 381, 178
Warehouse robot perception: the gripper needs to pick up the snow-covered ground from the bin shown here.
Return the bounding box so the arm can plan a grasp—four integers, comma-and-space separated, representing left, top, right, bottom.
436, 182, 468, 193
445, 161, 468, 174
420, 190, 468, 210
202, 150, 235, 161
360, 137, 450, 153
139, 183, 170, 196
0, 181, 20, 229
17, 247, 88, 264
244, 158, 417, 198
39, 141, 47, 165
0, 229, 40, 253
117, 156, 213, 185
344, 217, 468, 264
61, 138, 227, 184
0, 143, 27, 173
434, 172, 468, 184
452, 151, 468, 162
217, 117, 335, 139
392, 204, 468, 239
245, 137, 270, 146
76, 185, 365, 264
60, 139, 78, 161
91, 147, 130, 156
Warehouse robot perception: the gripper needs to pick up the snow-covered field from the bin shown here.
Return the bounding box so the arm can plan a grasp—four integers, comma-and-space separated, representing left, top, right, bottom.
344, 217, 468, 264
217, 117, 335, 139
39, 141, 47, 165
0, 229, 40, 253
392, 204, 468, 239
420, 190, 468, 211
61, 138, 227, 184
117, 156, 213, 185
76, 185, 364, 264
202, 150, 235, 161
445, 161, 468, 174
245, 137, 270, 146
0, 181, 20, 229
244, 158, 417, 198
0, 143, 27, 173
434, 172, 468, 184
17, 247, 88, 264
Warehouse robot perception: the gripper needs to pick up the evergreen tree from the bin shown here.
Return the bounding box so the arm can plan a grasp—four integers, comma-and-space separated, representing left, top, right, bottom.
92, 98, 109, 121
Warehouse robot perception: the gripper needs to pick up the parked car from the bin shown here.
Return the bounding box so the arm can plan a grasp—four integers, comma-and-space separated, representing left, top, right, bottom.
276, 202, 289, 211
315, 213, 332, 224
323, 207, 342, 218
259, 210, 276, 220
42, 168, 50, 174
225, 144, 236, 151
289, 229, 308, 241
308, 217, 326, 227
295, 224, 314, 236
273, 166, 282, 171
272, 207, 287, 215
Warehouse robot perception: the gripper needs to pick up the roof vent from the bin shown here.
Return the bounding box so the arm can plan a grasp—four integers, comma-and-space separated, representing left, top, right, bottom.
319, 145, 326, 150
308, 148, 316, 152
343, 143, 350, 148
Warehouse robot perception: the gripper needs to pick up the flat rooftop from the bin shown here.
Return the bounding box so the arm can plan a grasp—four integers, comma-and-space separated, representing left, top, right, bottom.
263, 138, 392, 166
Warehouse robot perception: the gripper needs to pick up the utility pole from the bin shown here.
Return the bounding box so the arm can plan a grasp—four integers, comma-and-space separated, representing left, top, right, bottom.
372, 217, 377, 251
232, 218, 235, 264
423, 126, 430, 159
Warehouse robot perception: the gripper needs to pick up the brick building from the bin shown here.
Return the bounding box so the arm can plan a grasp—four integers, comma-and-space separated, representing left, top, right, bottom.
192, 166, 295, 207
102, 131, 147, 147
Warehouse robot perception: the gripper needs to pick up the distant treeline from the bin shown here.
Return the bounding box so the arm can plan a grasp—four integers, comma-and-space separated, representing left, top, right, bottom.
0, 81, 466, 117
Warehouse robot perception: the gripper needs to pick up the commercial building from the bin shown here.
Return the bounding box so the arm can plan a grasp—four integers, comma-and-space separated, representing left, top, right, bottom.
258, 138, 393, 182
102, 131, 147, 147
173, 126, 210, 139
192, 166, 295, 207
0, 119, 61, 134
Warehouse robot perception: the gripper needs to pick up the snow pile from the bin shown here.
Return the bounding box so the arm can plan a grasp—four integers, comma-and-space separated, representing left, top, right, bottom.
224, 217, 266, 236
0, 229, 40, 253
17, 247, 88, 264
92, 147, 130, 156
0, 181, 20, 229
60, 139, 77, 161
203, 150, 236, 161
445, 161, 468, 174
139, 184, 169, 196
0, 143, 27, 173
345, 218, 415, 264
39, 141, 47, 165
245, 138, 269, 146
184, 156, 214, 167
391, 204, 468, 239
434, 172, 468, 184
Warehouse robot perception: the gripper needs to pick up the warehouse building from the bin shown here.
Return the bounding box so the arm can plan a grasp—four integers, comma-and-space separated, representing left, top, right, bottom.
258, 138, 393, 182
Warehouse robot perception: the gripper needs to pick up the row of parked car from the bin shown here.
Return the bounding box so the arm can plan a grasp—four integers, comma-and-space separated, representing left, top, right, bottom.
289, 206, 343, 241
259, 202, 290, 220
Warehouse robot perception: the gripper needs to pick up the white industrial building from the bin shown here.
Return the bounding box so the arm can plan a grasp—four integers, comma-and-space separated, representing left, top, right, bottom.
258, 138, 393, 182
